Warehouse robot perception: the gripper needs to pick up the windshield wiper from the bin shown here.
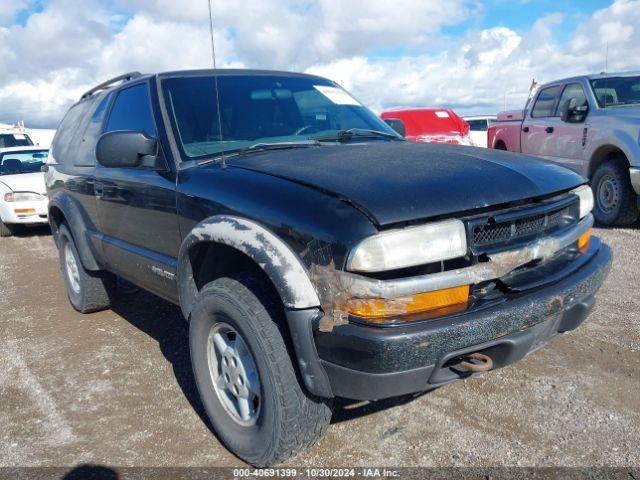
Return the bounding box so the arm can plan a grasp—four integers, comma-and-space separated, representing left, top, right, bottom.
196, 140, 320, 166
314, 128, 402, 142
238, 140, 320, 155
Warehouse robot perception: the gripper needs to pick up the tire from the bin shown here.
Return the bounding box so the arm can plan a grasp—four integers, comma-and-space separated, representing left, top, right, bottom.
591, 159, 640, 226
0, 219, 15, 237
58, 224, 115, 313
189, 274, 332, 466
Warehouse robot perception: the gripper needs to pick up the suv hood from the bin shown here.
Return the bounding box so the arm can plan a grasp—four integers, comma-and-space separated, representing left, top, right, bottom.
227, 142, 584, 226
0, 172, 46, 194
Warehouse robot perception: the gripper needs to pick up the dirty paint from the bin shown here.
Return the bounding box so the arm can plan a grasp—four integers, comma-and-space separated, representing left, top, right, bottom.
178, 216, 320, 318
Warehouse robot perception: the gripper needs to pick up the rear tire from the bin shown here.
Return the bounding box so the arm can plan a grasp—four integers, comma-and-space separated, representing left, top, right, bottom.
0, 219, 15, 237
58, 224, 115, 313
591, 159, 639, 226
189, 275, 332, 466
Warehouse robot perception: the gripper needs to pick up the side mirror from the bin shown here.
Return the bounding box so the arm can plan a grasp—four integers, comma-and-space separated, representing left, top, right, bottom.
560, 99, 588, 123
96, 131, 162, 169
383, 118, 406, 137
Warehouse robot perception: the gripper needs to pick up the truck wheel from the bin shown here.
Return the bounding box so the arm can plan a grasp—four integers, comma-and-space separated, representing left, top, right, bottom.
592, 160, 639, 226
0, 219, 15, 237
189, 275, 332, 466
58, 224, 115, 313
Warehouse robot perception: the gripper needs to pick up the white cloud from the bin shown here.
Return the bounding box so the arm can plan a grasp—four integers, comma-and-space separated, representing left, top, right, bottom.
310, 0, 640, 114
1, 0, 639, 127
0, 0, 29, 25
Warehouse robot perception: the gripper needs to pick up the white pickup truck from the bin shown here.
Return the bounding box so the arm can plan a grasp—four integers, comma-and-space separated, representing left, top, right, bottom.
488, 72, 640, 226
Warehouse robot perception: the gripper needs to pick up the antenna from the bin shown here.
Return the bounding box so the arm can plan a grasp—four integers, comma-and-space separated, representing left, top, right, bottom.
604, 42, 609, 73
207, 0, 225, 166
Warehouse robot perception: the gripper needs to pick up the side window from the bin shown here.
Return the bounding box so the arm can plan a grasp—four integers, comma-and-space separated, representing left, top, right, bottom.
531, 85, 563, 118
74, 92, 113, 166
51, 101, 94, 164
105, 83, 156, 137
555, 83, 588, 115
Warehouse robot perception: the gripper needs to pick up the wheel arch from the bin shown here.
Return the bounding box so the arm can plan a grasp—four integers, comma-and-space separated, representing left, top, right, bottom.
494, 139, 507, 150
177, 215, 320, 321
47, 195, 100, 270
588, 144, 630, 178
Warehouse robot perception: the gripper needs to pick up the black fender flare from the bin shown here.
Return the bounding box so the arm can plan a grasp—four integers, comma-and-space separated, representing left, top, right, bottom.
177, 215, 321, 320
177, 215, 332, 397
48, 193, 101, 271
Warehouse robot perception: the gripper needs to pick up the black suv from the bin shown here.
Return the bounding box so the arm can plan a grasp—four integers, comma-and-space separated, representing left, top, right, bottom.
46, 70, 612, 466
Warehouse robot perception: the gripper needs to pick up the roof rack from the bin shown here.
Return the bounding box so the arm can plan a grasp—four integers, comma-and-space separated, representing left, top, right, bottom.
80, 72, 142, 100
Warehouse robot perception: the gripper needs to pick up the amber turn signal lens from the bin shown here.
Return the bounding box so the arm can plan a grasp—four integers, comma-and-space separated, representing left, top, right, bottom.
578, 228, 592, 254
14, 208, 36, 214
342, 284, 470, 319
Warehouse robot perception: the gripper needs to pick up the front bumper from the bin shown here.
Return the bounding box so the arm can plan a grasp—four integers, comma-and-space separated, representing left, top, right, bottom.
0, 200, 48, 225
311, 239, 612, 400
630, 167, 640, 195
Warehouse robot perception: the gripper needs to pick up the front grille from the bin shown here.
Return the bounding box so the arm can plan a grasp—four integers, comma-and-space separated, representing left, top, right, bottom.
474, 222, 512, 245
470, 197, 579, 250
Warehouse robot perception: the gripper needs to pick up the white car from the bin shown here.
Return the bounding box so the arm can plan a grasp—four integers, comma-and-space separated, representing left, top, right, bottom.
462, 115, 497, 148
0, 146, 50, 236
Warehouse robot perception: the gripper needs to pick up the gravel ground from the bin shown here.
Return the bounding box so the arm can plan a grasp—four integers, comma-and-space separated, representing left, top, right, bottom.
0, 225, 638, 471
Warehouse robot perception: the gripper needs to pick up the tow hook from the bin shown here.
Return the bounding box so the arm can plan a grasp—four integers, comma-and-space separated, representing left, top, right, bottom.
458, 352, 494, 372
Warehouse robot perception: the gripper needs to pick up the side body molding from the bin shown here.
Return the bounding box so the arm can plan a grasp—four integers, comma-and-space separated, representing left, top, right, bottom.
177, 215, 321, 320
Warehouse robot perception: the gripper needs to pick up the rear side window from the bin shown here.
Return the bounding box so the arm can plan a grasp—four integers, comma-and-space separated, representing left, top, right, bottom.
531, 85, 563, 118
51, 101, 94, 164
74, 93, 112, 166
555, 83, 587, 115
105, 84, 156, 137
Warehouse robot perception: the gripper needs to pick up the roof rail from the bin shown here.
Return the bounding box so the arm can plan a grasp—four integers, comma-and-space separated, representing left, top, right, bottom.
80, 72, 142, 100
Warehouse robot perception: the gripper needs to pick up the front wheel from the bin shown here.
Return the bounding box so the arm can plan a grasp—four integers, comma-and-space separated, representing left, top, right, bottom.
591, 160, 639, 226
189, 275, 332, 466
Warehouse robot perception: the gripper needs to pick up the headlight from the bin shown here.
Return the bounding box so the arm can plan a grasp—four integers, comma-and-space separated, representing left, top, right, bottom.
571, 185, 593, 219
347, 219, 467, 272
4, 192, 46, 202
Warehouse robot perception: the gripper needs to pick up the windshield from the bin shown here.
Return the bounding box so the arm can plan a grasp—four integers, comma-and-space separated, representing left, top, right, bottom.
0, 133, 34, 148
590, 76, 640, 107
0, 150, 49, 176
161, 74, 397, 158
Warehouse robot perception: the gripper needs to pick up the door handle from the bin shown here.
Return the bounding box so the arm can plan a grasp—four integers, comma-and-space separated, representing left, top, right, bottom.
545, 126, 554, 133
522, 126, 529, 133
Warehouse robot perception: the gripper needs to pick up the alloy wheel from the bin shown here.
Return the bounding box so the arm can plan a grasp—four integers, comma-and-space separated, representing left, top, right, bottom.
207, 322, 261, 426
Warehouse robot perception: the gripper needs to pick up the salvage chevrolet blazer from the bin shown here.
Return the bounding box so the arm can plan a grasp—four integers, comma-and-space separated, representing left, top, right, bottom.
45, 70, 612, 466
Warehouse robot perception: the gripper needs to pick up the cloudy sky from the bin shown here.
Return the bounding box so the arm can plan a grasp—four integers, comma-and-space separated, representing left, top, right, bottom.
0, 0, 638, 128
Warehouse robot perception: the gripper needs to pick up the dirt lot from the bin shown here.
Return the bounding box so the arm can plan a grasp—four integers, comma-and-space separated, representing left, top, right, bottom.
1, 225, 639, 471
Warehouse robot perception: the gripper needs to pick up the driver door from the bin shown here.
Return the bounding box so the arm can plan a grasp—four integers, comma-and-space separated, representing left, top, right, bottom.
520, 84, 563, 159
544, 83, 590, 176
95, 81, 180, 301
